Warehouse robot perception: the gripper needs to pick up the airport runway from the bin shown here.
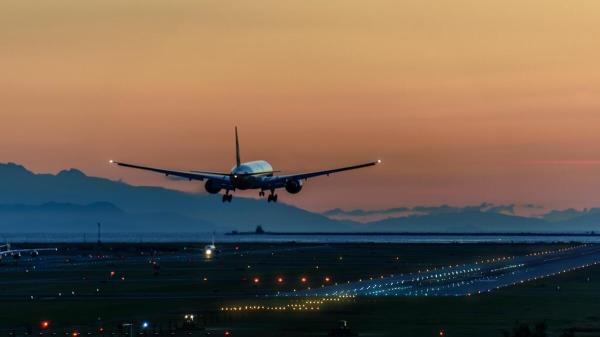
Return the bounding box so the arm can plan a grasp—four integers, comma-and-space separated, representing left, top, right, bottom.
286, 244, 600, 297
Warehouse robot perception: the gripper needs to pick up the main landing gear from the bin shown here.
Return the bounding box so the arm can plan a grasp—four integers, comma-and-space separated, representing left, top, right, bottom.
267, 192, 278, 203
259, 190, 277, 203
222, 192, 233, 203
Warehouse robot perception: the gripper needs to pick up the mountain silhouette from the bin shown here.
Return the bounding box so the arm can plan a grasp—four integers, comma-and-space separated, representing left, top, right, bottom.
1, 163, 600, 233
0, 163, 353, 232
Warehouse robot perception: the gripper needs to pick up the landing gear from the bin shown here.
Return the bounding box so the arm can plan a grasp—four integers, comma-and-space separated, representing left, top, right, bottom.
267, 192, 278, 203
261, 189, 276, 202
222, 192, 233, 203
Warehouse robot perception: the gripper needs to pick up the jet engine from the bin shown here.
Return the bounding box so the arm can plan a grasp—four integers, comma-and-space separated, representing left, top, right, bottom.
285, 179, 303, 194
204, 179, 222, 194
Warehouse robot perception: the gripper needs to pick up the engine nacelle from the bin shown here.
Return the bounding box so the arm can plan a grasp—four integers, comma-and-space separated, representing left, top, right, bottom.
204, 179, 222, 194
284, 179, 303, 194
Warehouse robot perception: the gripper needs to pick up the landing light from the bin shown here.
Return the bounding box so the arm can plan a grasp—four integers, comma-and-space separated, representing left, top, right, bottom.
377, 159, 382, 164
205, 249, 212, 256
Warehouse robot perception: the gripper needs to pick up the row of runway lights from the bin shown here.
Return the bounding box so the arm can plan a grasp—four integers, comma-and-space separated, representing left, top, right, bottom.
250, 275, 332, 286
525, 244, 588, 257
220, 295, 354, 313
281, 265, 483, 297
222, 305, 320, 312
289, 245, 592, 297
368, 256, 600, 297
468, 259, 600, 296
318, 267, 482, 297
357, 260, 595, 297
324, 253, 600, 297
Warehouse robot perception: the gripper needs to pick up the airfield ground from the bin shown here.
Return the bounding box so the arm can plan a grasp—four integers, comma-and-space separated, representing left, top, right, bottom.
1, 243, 600, 336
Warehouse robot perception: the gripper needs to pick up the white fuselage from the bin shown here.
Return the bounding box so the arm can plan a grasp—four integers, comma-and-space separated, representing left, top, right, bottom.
230, 160, 274, 190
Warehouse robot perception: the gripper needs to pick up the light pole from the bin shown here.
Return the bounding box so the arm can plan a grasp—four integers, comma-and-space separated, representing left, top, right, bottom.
97, 222, 102, 245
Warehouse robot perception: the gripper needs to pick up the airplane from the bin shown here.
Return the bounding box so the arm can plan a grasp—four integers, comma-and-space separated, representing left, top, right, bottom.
110, 127, 381, 203
0, 243, 58, 262
204, 234, 217, 258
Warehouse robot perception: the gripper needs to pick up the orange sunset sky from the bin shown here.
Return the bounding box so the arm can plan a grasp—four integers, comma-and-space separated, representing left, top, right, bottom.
2, 1, 600, 211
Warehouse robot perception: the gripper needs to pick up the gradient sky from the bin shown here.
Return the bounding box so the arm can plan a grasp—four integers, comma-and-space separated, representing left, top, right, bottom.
2, 0, 600, 211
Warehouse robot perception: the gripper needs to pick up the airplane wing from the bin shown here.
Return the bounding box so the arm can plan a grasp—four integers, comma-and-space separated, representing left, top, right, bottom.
110, 161, 232, 186
264, 160, 381, 188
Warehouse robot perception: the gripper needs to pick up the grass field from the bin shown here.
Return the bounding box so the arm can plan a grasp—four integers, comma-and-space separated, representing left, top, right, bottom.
1, 243, 599, 336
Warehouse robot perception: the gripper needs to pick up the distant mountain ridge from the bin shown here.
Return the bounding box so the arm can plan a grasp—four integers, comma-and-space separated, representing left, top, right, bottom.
0, 201, 210, 233
0, 163, 354, 232
0, 201, 123, 213
324, 204, 600, 232
1, 162, 600, 233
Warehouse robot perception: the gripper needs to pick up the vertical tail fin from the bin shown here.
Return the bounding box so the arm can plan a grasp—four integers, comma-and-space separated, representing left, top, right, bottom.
235, 126, 241, 166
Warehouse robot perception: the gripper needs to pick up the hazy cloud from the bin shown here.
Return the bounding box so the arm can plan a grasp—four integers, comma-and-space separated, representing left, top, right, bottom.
325, 203, 537, 219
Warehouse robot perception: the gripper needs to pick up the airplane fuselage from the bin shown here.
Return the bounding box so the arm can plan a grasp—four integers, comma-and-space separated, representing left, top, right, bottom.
230, 160, 274, 190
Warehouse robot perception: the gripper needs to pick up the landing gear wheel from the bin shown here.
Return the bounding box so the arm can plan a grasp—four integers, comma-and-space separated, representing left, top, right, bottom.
259, 191, 265, 197
222, 194, 233, 203
267, 194, 278, 203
